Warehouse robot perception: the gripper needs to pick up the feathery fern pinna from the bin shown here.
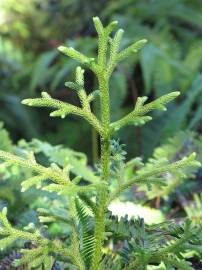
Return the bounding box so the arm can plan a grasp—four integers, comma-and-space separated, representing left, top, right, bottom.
0, 17, 202, 270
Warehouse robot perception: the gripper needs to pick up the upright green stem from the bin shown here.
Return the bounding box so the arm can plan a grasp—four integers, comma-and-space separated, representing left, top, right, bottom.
91, 33, 111, 269
99, 74, 111, 174
92, 127, 98, 164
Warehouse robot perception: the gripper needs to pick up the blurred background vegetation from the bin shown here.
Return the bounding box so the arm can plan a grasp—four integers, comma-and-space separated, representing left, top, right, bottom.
0, 0, 202, 160
0, 0, 202, 266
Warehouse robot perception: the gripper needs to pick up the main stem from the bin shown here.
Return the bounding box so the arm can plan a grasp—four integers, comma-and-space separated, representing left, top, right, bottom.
91, 39, 110, 268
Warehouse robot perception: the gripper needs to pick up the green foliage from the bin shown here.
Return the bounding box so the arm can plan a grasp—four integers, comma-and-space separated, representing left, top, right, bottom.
0, 207, 54, 268
110, 92, 180, 132
75, 199, 95, 269
184, 193, 202, 225
18, 138, 99, 183
104, 217, 202, 270
135, 131, 202, 199
0, 17, 201, 270
1, 0, 202, 159
0, 122, 12, 152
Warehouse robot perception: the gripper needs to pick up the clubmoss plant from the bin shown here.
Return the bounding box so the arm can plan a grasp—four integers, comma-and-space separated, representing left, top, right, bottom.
0, 17, 202, 270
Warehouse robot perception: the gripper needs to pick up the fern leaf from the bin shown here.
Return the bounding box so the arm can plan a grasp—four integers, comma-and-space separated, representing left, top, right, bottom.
75, 199, 95, 268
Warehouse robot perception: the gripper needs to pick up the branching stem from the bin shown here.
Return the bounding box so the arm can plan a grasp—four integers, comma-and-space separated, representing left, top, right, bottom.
91, 25, 111, 269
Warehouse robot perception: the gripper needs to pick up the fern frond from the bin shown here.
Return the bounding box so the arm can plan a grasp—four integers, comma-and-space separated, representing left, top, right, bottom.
120, 218, 202, 270
75, 199, 95, 269
105, 212, 136, 240
78, 194, 97, 215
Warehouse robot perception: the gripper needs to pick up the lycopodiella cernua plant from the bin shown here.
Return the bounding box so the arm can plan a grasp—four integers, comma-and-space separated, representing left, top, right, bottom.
0, 17, 202, 270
